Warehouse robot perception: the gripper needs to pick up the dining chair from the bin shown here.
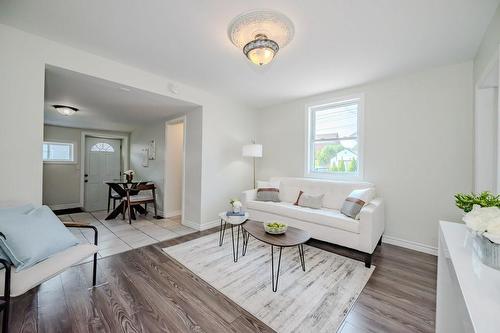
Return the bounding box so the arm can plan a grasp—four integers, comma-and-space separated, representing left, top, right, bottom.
107, 187, 122, 213
122, 184, 158, 224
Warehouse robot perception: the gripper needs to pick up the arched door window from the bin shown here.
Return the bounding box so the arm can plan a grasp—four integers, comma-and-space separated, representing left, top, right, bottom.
90, 142, 115, 152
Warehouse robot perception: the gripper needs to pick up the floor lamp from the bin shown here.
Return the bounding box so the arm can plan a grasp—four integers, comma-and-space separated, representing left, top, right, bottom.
242, 143, 263, 189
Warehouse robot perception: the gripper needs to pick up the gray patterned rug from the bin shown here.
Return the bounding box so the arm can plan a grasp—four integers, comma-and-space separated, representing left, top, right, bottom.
163, 232, 374, 332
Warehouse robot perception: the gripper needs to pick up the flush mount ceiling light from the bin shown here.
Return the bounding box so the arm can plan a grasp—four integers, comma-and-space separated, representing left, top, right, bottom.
52, 104, 79, 116
228, 10, 294, 66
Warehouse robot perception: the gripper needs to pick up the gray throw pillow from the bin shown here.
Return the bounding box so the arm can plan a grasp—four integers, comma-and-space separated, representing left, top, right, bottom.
0, 206, 79, 271
297, 193, 324, 209
340, 197, 366, 219
256, 188, 280, 202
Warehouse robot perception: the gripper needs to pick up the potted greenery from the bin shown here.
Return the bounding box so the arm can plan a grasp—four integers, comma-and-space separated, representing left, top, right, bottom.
455, 191, 500, 269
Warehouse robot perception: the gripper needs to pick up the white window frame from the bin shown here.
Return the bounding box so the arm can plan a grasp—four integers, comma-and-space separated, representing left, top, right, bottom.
304, 93, 364, 180
43, 141, 76, 164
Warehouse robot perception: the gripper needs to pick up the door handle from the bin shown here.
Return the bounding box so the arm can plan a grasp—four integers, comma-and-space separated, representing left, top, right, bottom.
84, 180, 88, 183
84, 174, 89, 177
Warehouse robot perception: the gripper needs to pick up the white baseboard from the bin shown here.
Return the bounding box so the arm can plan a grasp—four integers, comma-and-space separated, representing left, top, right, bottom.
163, 210, 181, 218
183, 219, 220, 231
382, 235, 437, 256
49, 203, 81, 210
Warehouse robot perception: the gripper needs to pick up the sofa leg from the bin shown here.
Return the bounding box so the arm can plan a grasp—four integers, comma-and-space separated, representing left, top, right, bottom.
378, 235, 383, 246
364, 253, 372, 268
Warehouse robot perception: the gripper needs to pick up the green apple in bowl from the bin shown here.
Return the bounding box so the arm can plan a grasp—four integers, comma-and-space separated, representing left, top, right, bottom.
264, 222, 288, 234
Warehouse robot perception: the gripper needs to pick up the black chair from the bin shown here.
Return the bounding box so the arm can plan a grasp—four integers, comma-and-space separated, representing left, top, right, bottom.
107, 187, 122, 213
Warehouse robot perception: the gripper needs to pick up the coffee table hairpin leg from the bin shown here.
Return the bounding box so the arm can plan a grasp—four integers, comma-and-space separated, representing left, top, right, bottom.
218, 219, 227, 246
231, 224, 241, 262
242, 229, 250, 256
271, 245, 283, 292
298, 244, 306, 271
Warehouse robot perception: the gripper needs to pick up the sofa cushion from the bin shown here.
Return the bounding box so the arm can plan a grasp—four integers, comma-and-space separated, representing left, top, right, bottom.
247, 200, 360, 233
271, 177, 374, 210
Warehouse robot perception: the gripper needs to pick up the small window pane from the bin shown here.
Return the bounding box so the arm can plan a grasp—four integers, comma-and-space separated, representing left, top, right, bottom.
314, 103, 358, 140
43, 142, 74, 162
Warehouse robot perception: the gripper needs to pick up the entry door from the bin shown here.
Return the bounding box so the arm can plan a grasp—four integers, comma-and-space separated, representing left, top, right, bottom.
84, 137, 122, 212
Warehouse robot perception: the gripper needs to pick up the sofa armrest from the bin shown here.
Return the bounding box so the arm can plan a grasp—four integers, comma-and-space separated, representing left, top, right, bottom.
241, 189, 257, 208
358, 198, 385, 253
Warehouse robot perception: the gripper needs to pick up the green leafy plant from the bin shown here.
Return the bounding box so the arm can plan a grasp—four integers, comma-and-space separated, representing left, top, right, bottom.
455, 191, 500, 213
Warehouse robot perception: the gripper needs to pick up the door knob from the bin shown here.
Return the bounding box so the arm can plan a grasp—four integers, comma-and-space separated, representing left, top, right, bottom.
84, 180, 88, 183
84, 174, 89, 177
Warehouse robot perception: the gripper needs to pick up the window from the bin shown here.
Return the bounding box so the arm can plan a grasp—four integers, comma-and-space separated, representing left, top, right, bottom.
43, 141, 75, 163
90, 142, 115, 152
306, 95, 363, 179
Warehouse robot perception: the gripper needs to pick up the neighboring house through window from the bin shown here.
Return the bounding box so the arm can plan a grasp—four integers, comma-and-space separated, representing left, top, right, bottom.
306, 94, 364, 179
43, 141, 75, 163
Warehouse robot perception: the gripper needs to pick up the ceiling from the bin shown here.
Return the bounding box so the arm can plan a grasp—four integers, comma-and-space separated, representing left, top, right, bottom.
1, 0, 499, 108
44, 66, 198, 132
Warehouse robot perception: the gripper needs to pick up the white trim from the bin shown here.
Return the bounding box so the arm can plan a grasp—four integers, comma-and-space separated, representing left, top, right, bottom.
163, 210, 182, 218
183, 218, 219, 231
304, 93, 365, 181
80, 131, 129, 208
165, 116, 187, 225
382, 234, 437, 256
48, 203, 81, 210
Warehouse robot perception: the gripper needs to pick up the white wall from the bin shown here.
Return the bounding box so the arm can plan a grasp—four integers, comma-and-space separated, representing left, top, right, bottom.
43, 125, 130, 209
130, 121, 166, 213
473, 4, 500, 193
165, 121, 184, 216
256, 62, 474, 249
474, 4, 500, 83
0, 24, 255, 229
474, 88, 498, 192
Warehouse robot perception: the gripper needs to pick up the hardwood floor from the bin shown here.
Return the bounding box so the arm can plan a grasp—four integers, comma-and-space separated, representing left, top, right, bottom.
3, 228, 437, 332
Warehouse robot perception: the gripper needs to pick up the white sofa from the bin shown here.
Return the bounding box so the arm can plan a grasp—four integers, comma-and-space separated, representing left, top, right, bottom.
241, 177, 385, 267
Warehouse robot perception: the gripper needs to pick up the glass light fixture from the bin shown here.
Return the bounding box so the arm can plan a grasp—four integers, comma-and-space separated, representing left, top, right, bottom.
243, 34, 279, 66
228, 10, 294, 66
52, 104, 78, 116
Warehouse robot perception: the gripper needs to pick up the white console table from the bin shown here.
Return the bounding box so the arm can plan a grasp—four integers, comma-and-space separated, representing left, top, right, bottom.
437, 221, 500, 332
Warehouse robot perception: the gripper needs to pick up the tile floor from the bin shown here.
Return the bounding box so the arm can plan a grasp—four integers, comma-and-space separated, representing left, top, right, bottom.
58, 211, 196, 260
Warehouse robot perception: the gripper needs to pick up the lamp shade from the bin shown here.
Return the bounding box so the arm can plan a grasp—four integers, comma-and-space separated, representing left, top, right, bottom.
242, 144, 263, 157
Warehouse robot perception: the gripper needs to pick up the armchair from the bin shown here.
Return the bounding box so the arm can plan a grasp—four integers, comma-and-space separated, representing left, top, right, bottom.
0, 223, 98, 332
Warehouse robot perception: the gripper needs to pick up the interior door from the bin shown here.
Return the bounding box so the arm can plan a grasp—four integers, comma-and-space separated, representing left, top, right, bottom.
84, 137, 122, 212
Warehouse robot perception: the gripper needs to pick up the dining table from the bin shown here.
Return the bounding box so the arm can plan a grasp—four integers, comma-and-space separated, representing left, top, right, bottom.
104, 179, 151, 220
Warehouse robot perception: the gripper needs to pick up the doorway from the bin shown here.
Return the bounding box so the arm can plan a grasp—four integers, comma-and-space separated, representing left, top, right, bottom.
83, 136, 122, 212
164, 117, 185, 221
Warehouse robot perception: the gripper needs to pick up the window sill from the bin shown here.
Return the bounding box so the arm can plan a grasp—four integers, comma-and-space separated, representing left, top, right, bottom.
304, 171, 363, 181
43, 161, 77, 165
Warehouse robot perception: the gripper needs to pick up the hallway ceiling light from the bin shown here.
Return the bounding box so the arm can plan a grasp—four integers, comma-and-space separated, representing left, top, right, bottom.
228, 10, 294, 66
53, 104, 79, 116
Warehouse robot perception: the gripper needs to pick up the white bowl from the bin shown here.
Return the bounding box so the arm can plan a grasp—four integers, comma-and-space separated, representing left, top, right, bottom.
264, 222, 288, 234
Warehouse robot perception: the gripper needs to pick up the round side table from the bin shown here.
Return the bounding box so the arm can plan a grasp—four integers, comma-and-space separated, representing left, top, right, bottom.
218, 212, 249, 262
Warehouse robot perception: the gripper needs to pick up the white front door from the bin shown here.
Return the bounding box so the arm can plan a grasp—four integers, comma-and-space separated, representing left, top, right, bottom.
84, 137, 122, 212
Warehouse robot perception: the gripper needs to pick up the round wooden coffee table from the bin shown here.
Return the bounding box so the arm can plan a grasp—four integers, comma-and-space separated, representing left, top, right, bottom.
242, 220, 311, 292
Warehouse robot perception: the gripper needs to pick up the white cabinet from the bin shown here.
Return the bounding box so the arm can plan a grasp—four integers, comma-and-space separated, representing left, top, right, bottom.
437, 221, 500, 332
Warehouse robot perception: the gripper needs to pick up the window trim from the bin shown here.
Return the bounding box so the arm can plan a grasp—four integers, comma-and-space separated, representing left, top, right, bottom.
304, 93, 364, 180
43, 141, 77, 164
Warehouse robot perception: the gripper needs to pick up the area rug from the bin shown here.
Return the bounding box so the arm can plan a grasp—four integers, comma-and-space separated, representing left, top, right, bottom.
163, 232, 374, 332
